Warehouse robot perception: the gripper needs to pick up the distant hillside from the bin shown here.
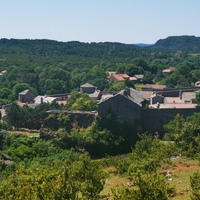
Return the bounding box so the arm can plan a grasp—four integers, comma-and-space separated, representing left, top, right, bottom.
0, 38, 143, 67
0, 38, 141, 57
134, 43, 153, 47
150, 35, 200, 52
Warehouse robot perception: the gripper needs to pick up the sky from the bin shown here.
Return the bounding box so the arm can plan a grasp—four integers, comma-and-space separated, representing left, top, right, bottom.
0, 0, 200, 44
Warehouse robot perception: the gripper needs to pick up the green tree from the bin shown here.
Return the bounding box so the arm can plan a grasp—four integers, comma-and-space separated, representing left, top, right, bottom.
112, 172, 173, 200
142, 71, 154, 84
6, 102, 25, 129
0, 88, 12, 100
196, 91, 200, 105
190, 171, 200, 200
109, 81, 126, 91
0, 157, 106, 200
67, 92, 97, 111
128, 134, 176, 174
12, 83, 36, 100
164, 113, 200, 158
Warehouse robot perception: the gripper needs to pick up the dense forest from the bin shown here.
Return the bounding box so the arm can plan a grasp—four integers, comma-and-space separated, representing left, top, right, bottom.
0, 36, 200, 199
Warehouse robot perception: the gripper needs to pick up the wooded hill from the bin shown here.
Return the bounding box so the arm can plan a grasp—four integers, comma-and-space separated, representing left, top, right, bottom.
150, 35, 200, 52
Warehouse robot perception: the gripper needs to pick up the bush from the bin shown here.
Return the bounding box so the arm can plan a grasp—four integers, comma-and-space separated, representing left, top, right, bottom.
112, 172, 175, 200
190, 171, 200, 200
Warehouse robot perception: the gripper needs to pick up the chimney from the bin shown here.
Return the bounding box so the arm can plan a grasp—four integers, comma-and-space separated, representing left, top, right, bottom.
124, 88, 131, 96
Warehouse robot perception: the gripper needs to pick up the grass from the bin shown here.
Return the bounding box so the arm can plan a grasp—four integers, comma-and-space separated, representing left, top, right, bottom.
164, 157, 199, 200
101, 156, 200, 200
8, 130, 40, 137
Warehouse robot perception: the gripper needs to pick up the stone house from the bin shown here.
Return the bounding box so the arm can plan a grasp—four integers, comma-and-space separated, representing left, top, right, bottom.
80, 83, 96, 94
18, 89, 33, 103
150, 94, 165, 105
98, 88, 148, 130
80, 83, 100, 100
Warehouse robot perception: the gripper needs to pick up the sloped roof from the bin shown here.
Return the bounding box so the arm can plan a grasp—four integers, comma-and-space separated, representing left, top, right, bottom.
140, 91, 154, 99
107, 71, 116, 77
165, 97, 184, 104
162, 67, 175, 73
88, 90, 101, 98
151, 94, 164, 99
108, 73, 130, 81
34, 96, 56, 104
142, 84, 167, 90
19, 89, 31, 95
135, 74, 144, 79
182, 92, 196, 102
122, 74, 129, 78
195, 81, 200, 86
80, 83, 95, 88
129, 76, 137, 81
99, 88, 147, 107
119, 88, 148, 107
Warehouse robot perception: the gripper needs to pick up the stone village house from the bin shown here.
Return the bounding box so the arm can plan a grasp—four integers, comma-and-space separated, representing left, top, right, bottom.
98, 87, 200, 136
98, 88, 148, 131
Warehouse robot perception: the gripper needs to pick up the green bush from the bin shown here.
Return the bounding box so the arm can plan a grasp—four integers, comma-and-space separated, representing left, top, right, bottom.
112, 172, 175, 200
190, 171, 200, 200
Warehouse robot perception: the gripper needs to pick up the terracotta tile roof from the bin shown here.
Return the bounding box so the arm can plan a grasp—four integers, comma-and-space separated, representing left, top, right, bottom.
129, 76, 137, 81
57, 100, 67, 105
162, 67, 175, 73
140, 91, 154, 99
108, 73, 130, 81
122, 74, 129, 79
113, 74, 125, 81
164, 97, 184, 104
107, 71, 116, 77
18, 102, 28, 107
142, 84, 167, 90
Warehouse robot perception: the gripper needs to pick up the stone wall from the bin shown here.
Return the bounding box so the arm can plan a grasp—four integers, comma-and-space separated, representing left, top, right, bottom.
98, 94, 142, 130
141, 107, 200, 136
156, 86, 200, 97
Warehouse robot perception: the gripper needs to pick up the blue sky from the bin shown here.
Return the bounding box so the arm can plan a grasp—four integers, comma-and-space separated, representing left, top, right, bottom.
1, 0, 200, 44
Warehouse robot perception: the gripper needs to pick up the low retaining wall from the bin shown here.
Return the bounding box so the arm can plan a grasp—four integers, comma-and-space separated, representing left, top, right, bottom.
141, 107, 200, 136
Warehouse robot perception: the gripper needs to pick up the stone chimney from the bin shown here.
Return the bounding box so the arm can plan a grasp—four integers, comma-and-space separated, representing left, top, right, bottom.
124, 88, 131, 96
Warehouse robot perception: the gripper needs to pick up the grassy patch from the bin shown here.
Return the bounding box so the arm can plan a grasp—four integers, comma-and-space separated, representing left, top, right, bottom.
101, 156, 200, 200
8, 130, 39, 137
163, 157, 199, 199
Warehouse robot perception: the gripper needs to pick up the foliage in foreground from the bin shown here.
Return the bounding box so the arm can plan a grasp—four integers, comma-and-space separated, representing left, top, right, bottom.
164, 113, 200, 158
112, 172, 173, 200
0, 156, 106, 200
190, 171, 200, 200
